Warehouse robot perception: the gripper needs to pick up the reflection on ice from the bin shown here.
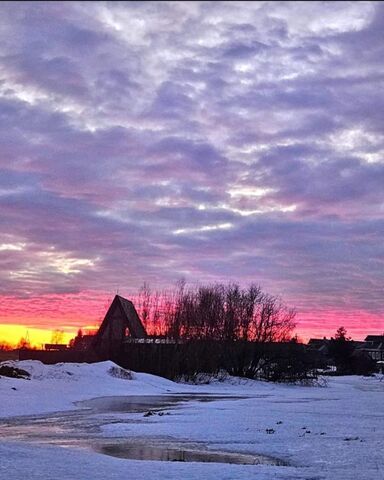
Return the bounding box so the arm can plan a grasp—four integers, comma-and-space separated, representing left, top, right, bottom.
0, 394, 287, 466
99, 442, 287, 465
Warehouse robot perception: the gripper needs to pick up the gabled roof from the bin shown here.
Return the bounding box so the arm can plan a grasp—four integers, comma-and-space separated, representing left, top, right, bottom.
365, 335, 384, 343
359, 341, 384, 351
95, 294, 147, 340
308, 338, 330, 345
116, 295, 147, 338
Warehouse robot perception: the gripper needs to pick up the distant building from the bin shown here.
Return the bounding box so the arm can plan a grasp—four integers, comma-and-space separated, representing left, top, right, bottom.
71, 335, 95, 351
307, 338, 332, 367
307, 335, 384, 372
44, 344, 67, 351
357, 335, 384, 362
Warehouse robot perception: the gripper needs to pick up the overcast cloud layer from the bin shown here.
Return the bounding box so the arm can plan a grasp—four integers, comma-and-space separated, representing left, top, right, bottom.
0, 1, 383, 338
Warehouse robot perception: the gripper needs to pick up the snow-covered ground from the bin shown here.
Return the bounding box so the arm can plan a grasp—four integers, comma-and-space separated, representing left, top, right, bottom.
0, 360, 383, 479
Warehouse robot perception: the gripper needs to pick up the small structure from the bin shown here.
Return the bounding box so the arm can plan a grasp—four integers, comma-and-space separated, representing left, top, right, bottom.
44, 344, 68, 351
307, 338, 332, 368
92, 295, 147, 355
71, 334, 95, 351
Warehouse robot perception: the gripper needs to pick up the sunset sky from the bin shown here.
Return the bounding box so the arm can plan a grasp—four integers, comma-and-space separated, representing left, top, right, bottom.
0, 1, 383, 346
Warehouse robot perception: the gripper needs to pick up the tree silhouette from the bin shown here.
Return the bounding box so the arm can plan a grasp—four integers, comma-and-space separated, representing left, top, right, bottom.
50, 329, 65, 344
329, 326, 354, 374
16, 336, 31, 350
334, 326, 350, 341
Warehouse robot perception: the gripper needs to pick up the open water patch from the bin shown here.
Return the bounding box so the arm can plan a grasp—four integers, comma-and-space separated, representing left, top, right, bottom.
1, 394, 288, 467
76, 394, 246, 413
97, 441, 288, 465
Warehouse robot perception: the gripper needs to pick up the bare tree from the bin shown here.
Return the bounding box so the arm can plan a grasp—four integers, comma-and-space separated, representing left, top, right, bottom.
51, 329, 65, 344
0, 341, 13, 351
138, 282, 295, 344
132, 282, 298, 380
16, 336, 31, 350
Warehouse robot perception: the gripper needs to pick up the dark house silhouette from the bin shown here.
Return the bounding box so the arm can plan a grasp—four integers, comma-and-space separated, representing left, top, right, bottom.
92, 295, 147, 355
44, 343, 68, 351
307, 335, 384, 371
357, 335, 384, 362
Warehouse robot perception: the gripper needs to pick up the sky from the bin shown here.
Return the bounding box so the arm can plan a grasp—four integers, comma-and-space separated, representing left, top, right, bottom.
0, 1, 383, 346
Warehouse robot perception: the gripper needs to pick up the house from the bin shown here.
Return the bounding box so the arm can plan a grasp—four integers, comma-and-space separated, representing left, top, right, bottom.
356, 335, 384, 362
92, 295, 147, 355
308, 338, 330, 353
306, 337, 366, 371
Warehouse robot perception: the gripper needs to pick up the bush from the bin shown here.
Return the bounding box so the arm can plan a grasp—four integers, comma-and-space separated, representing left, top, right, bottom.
108, 366, 133, 380
0, 365, 30, 379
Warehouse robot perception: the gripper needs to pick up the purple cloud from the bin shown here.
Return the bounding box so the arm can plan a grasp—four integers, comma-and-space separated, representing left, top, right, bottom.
0, 1, 383, 338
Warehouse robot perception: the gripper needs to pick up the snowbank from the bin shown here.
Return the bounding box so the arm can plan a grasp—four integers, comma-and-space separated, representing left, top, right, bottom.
0, 360, 191, 417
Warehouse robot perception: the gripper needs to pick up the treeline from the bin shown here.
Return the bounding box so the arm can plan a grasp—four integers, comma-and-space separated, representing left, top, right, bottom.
121, 282, 319, 383
136, 282, 296, 343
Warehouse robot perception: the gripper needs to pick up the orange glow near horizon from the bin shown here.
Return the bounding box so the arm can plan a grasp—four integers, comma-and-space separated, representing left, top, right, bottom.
0, 291, 382, 348
0, 324, 102, 348
0, 324, 76, 348
0, 290, 110, 347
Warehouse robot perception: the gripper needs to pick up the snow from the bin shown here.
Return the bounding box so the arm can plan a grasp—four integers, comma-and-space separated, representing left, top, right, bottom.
0, 360, 383, 479
0, 360, 191, 416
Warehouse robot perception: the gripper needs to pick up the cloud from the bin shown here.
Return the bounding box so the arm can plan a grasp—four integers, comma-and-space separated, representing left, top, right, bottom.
0, 1, 383, 338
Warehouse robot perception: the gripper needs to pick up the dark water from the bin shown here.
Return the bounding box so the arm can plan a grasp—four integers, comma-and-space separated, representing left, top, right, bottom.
98, 442, 287, 465
0, 394, 287, 466
76, 394, 247, 413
